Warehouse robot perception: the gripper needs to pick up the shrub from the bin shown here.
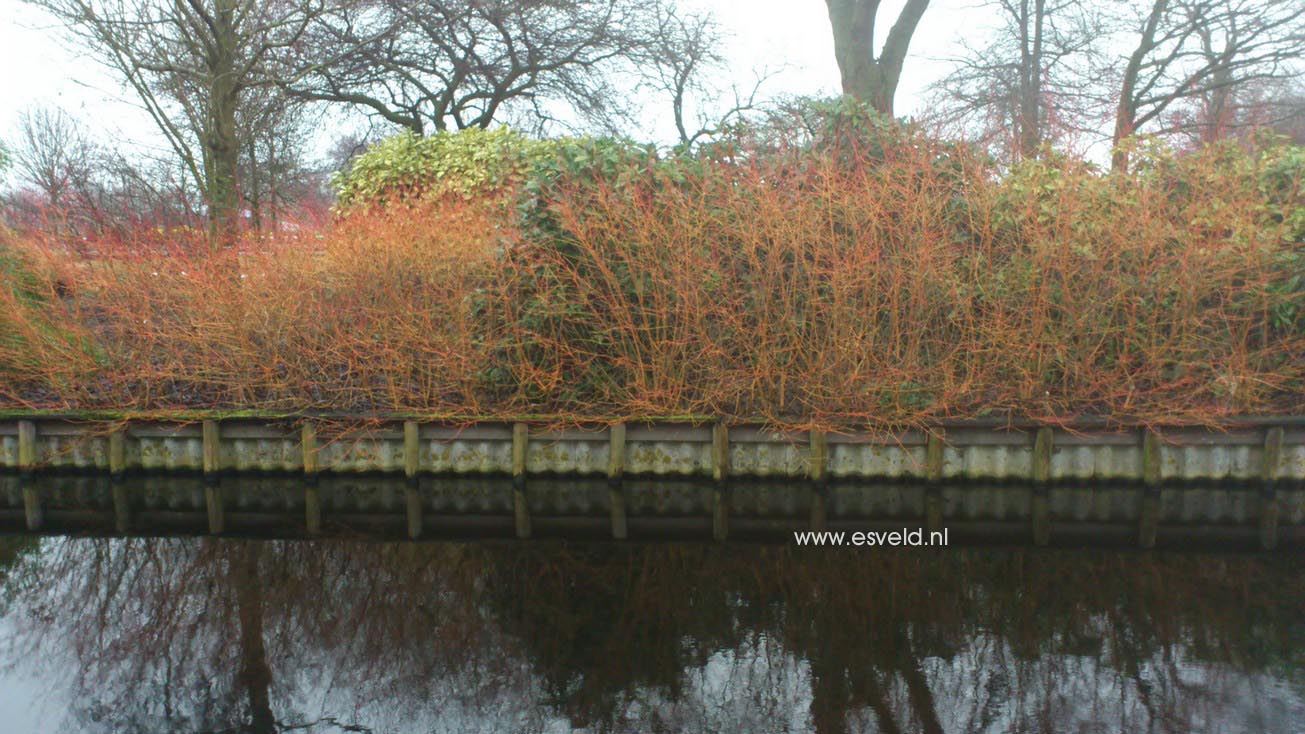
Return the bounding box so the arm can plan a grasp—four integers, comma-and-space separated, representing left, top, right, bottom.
0, 230, 97, 392
334, 127, 554, 210
0, 107, 1299, 426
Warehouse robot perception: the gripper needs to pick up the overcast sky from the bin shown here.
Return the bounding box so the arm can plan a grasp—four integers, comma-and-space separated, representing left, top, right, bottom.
0, 0, 997, 164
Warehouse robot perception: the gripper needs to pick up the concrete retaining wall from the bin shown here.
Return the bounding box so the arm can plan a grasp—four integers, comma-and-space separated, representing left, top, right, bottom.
1, 417, 1301, 548
2, 418, 1302, 482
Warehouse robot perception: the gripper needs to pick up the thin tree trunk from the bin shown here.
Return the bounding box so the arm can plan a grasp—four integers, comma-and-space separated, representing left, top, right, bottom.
1113, 0, 1170, 172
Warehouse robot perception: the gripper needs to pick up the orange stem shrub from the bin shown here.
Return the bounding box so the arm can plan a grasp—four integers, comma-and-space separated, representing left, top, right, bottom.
0, 127, 1300, 429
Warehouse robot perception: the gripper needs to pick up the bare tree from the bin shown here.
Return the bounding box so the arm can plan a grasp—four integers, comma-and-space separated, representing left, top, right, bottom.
11, 107, 100, 216
631, 4, 774, 148
823, 0, 931, 115
927, 0, 1101, 162
236, 89, 325, 231
26, 0, 331, 242
288, 0, 657, 135
1105, 0, 1304, 170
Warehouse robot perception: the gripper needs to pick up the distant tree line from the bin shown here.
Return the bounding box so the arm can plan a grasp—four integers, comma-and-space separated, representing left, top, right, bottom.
4, 0, 1301, 242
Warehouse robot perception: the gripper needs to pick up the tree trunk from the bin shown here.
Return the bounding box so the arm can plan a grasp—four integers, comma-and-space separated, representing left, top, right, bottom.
825, 0, 931, 116
205, 0, 244, 245
1016, 0, 1046, 160
1200, 66, 1234, 144
1112, 106, 1135, 172
1112, 0, 1169, 172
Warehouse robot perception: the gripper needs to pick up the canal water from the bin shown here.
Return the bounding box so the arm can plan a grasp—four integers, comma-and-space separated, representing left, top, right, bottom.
0, 537, 1299, 733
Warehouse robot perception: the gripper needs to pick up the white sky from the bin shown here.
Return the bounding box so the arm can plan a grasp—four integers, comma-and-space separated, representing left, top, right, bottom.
0, 0, 998, 168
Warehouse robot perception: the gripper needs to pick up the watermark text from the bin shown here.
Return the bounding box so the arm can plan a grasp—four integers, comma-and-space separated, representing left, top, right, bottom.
793, 527, 948, 547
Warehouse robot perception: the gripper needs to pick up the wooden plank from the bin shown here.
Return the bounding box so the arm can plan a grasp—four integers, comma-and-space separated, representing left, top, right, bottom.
625, 424, 712, 442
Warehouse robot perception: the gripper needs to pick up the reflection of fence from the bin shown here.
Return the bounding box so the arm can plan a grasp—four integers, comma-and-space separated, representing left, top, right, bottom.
1, 416, 1302, 548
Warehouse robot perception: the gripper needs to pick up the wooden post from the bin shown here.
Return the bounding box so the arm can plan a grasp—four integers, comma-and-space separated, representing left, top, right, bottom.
1032, 427, 1053, 483
112, 484, 130, 533
1030, 427, 1053, 546
926, 429, 944, 481
607, 423, 626, 484
1139, 428, 1161, 549
808, 429, 827, 483
512, 423, 528, 489
1263, 427, 1284, 483
608, 423, 628, 540
405, 485, 422, 540
712, 423, 729, 541
712, 423, 730, 482
1142, 428, 1162, 488
17, 420, 37, 475
205, 484, 225, 534
109, 429, 128, 479
809, 429, 829, 532
301, 422, 320, 481
202, 420, 220, 482
21, 483, 41, 531
304, 483, 322, 535
404, 421, 420, 481
924, 429, 945, 533
1260, 427, 1284, 551
512, 423, 530, 538
17, 421, 40, 531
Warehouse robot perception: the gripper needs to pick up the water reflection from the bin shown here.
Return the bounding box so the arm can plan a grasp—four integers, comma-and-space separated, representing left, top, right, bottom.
0, 537, 1300, 733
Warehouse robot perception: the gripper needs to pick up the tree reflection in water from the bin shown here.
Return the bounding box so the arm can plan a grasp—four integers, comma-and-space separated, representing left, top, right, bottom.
0, 538, 1300, 733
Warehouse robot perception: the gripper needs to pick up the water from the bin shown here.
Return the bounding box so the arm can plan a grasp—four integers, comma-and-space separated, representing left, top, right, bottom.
0, 537, 1300, 733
